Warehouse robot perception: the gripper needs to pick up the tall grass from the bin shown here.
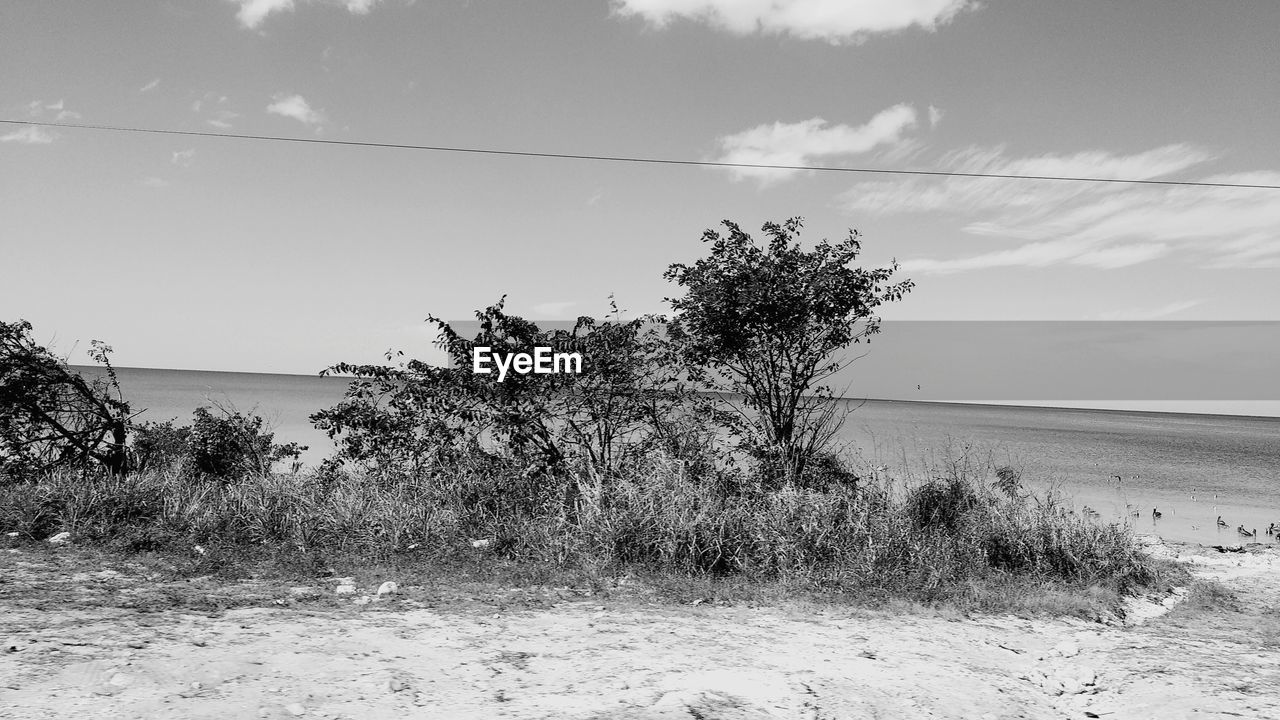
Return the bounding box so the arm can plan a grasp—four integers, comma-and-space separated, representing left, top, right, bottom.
0, 444, 1167, 604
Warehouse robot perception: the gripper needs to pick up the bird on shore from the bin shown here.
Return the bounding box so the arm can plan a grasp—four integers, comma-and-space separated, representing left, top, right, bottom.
1238, 526, 1255, 538
1152, 508, 1162, 520
1268, 523, 1276, 536
1217, 516, 1228, 528
1083, 506, 1100, 518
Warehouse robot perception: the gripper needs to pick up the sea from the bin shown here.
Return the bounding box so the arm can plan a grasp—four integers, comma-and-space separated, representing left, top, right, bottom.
73, 366, 1280, 547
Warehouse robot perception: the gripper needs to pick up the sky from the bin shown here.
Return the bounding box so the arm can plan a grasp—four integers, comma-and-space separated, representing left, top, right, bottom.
3, 0, 1279, 413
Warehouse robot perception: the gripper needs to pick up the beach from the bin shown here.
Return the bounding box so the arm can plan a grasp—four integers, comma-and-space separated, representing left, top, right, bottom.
2, 539, 1277, 719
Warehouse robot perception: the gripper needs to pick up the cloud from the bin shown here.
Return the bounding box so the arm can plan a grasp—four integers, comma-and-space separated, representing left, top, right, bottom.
1, 126, 57, 145
843, 145, 1280, 273
229, 0, 383, 29
231, 0, 297, 28
140, 176, 170, 188
611, 0, 976, 43
928, 105, 943, 128
267, 93, 325, 127
171, 148, 196, 167
206, 110, 240, 129
139, 79, 160, 93
22, 98, 81, 122
1098, 300, 1202, 321
191, 93, 238, 128
715, 103, 918, 185
191, 93, 229, 114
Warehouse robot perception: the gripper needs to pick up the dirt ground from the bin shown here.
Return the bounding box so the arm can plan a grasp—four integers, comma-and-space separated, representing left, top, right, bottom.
2, 539, 1278, 720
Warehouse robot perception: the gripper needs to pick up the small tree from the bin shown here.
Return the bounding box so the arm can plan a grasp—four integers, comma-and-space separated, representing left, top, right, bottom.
0, 319, 132, 480
129, 419, 192, 475
186, 405, 306, 479
664, 218, 913, 488
312, 298, 717, 487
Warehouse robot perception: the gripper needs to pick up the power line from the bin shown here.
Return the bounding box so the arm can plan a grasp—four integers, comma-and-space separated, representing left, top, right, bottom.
4, 118, 1279, 191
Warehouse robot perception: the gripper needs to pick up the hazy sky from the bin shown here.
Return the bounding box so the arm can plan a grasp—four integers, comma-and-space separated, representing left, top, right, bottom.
3, 0, 1279, 379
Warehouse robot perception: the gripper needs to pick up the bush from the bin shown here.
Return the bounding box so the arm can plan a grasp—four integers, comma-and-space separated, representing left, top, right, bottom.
183, 406, 305, 480
130, 420, 193, 474
0, 446, 1164, 607
1, 319, 131, 480
906, 478, 978, 533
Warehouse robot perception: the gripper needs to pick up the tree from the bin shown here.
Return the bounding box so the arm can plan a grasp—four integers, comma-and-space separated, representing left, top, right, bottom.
312, 297, 713, 485
185, 404, 306, 479
663, 217, 913, 488
0, 319, 132, 480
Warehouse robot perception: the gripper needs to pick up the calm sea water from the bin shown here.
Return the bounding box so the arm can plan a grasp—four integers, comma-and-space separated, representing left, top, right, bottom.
73, 366, 353, 470
836, 399, 1280, 546
75, 367, 1280, 546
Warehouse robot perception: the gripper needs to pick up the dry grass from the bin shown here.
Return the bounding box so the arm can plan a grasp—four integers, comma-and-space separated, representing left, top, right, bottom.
0, 446, 1172, 616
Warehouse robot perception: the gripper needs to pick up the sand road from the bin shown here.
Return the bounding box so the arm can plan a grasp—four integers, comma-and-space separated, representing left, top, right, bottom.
2, 542, 1277, 719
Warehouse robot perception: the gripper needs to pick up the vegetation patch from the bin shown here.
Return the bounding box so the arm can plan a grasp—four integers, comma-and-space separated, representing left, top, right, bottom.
0, 218, 1170, 615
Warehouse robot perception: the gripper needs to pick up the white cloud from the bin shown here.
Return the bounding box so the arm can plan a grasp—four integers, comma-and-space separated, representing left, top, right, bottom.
1, 126, 57, 145
22, 98, 81, 122
612, 0, 975, 43
1071, 243, 1170, 269
1098, 300, 1202, 321
928, 105, 943, 128
267, 93, 325, 126
844, 145, 1280, 273
139, 79, 160, 93
172, 148, 196, 167
206, 109, 240, 129
229, 0, 383, 29
231, 0, 296, 28
715, 104, 918, 185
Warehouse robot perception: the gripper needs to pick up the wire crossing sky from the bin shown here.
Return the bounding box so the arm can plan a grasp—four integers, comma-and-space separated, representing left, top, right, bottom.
3, 0, 1280, 406
4, 118, 1279, 191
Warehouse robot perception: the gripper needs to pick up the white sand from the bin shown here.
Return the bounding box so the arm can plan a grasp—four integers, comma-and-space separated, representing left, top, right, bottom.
2, 543, 1278, 719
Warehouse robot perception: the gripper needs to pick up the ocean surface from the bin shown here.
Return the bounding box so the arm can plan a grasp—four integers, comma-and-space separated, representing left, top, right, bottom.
75, 366, 1280, 547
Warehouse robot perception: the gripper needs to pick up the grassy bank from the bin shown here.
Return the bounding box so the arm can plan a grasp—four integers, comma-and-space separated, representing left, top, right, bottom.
0, 448, 1180, 616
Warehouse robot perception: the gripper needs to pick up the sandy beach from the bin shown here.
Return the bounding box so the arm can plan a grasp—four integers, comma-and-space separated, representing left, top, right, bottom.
2, 540, 1277, 720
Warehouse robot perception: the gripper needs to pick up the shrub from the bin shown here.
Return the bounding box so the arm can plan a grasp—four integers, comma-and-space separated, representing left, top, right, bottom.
186, 406, 305, 480
1, 319, 131, 480
130, 420, 193, 474
906, 478, 978, 533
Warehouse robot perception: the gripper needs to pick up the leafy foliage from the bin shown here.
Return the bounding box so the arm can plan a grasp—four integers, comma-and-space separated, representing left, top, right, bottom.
312, 298, 722, 487
129, 407, 304, 481
663, 218, 913, 487
186, 406, 306, 480
0, 319, 132, 481
128, 420, 193, 475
